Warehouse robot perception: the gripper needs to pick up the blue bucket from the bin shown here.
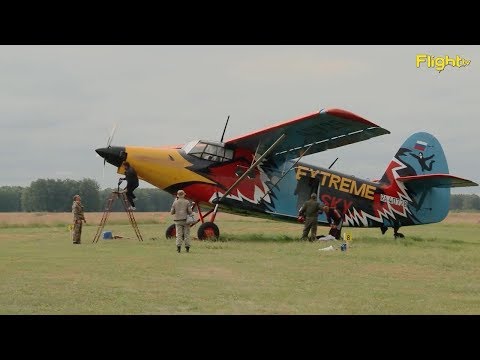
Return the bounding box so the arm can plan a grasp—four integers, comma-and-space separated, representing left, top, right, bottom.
102, 231, 113, 240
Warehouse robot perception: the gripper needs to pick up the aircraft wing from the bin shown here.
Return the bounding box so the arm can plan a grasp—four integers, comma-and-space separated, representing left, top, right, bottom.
397, 174, 479, 188
224, 108, 390, 161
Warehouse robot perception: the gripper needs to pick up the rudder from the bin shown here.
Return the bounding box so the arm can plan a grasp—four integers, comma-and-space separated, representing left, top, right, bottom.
379, 132, 450, 224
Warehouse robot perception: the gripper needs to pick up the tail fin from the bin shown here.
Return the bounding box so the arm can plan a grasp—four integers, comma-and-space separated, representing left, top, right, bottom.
379, 132, 477, 224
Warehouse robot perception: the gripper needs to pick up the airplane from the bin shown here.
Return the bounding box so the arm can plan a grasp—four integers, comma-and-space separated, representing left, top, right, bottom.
95, 107, 478, 240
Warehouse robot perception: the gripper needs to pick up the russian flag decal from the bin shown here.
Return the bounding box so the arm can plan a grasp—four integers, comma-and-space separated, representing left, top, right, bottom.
414, 140, 427, 151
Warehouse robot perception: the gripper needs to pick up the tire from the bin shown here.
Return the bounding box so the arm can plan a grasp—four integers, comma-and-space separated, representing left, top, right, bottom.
166, 224, 176, 239
197, 222, 220, 240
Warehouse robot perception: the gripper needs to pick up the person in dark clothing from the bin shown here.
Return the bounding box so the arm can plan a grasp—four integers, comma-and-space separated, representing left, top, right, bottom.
317, 205, 343, 240
120, 161, 139, 210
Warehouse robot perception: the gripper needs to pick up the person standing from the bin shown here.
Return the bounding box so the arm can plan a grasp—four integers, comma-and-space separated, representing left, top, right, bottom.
120, 161, 139, 211
298, 193, 323, 241
72, 194, 86, 244
170, 189, 193, 253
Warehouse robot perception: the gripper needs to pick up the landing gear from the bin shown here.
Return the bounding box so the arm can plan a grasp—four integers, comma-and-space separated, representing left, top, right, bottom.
393, 226, 404, 239
165, 203, 221, 241
379, 224, 404, 238
197, 222, 220, 240
166, 224, 176, 239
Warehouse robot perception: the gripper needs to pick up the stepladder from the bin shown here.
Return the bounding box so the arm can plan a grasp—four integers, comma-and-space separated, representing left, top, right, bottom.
92, 190, 143, 243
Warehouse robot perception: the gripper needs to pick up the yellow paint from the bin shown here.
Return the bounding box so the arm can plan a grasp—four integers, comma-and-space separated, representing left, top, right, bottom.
339, 177, 352, 193
343, 231, 352, 243
328, 174, 341, 190
416, 54, 471, 73
118, 146, 216, 190
296, 165, 376, 200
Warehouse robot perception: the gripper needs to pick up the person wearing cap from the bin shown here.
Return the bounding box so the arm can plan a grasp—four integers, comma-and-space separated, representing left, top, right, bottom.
119, 161, 139, 211
298, 193, 323, 241
170, 189, 194, 253
72, 194, 86, 244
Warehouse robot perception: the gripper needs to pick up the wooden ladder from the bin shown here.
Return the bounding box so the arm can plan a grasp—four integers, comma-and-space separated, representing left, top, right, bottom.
92, 190, 143, 243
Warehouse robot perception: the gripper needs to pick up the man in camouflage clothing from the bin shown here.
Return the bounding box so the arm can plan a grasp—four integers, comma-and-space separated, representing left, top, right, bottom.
72, 195, 86, 244
298, 193, 323, 241
170, 189, 193, 253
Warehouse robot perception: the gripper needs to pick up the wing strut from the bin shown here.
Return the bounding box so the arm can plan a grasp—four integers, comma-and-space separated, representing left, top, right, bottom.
252, 142, 261, 166
216, 133, 286, 203
257, 142, 315, 204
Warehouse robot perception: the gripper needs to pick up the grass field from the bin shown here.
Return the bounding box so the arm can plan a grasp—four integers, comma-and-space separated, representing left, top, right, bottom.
0, 212, 479, 314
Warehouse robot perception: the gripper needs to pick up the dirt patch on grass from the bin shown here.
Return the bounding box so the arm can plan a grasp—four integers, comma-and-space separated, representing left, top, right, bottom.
187, 266, 235, 280
442, 212, 480, 224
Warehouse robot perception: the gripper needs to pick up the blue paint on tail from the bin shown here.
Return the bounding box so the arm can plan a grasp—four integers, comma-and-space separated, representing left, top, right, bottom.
381, 132, 450, 225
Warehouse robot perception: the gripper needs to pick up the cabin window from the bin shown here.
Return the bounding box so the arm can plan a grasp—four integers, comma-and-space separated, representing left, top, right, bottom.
182, 140, 234, 163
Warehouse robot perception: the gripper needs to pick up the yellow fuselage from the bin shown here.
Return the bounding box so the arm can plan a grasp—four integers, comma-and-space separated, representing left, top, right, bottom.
118, 146, 215, 191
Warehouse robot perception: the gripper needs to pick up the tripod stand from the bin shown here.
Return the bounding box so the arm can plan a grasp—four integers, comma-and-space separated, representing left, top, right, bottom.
92, 183, 143, 243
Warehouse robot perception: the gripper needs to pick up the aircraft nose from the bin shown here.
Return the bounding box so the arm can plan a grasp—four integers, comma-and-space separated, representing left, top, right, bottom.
95, 146, 126, 167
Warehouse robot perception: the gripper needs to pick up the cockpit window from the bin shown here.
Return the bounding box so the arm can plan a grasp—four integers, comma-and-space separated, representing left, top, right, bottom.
182, 140, 234, 162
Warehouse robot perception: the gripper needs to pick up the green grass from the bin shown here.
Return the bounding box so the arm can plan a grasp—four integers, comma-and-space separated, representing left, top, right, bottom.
0, 219, 479, 314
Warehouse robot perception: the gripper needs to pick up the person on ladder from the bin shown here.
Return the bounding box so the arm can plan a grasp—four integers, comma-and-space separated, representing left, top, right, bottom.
119, 161, 139, 211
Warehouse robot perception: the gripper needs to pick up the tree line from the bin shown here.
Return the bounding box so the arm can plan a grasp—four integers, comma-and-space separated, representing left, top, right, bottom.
0, 179, 174, 212
0, 178, 479, 212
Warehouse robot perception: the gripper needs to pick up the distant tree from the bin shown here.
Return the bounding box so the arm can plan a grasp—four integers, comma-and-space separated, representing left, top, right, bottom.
78, 178, 101, 211
25, 179, 49, 211
21, 186, 34, 212
134, 188, 174, 211
97, 187, 173, 212
58, 179, 80, 211
462, 194, 480, 211
450, 194, 463, 210
9, 177, 480, 213
20, 178, 101, 212
0, 186, 23, 212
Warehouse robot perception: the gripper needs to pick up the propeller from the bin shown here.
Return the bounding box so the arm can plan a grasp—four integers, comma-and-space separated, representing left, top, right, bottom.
95, 123, 118, 179
104, 123, 117, 167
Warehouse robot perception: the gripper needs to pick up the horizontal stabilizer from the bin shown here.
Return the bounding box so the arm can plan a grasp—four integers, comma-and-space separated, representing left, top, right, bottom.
396, 174, 478, 188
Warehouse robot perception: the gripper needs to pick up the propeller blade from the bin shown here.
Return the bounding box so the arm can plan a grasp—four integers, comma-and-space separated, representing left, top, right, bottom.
107, 123, 117, 148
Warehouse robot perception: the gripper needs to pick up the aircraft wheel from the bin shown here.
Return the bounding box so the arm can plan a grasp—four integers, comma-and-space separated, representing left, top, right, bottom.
197, 222, 220, 240
166, 224, 176, 239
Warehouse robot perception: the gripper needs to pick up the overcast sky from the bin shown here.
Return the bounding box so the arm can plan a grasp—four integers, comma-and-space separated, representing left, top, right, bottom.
1, 45, 478, 195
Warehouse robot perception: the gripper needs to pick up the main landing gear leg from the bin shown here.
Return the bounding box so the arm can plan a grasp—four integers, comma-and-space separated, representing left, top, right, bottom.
380, 225, 388, 235
393, 225, 404, 239
196, 203, 220, 240
166, 203, 220, 241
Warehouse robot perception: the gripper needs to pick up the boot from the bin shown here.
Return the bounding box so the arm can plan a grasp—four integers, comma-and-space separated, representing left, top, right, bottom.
186, 246, 190, 253
177, 246, 181, 253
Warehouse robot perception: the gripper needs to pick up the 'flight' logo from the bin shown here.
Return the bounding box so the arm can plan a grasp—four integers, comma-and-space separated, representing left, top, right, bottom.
416, 54, 471, 73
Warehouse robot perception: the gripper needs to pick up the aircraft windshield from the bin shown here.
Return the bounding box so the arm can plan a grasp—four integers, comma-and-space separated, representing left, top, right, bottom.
182, 140, 234, 162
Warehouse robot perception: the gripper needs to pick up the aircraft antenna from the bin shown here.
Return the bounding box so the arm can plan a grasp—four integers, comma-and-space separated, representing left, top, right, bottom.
220, 115, 230, 143
328, 157, 339, 169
